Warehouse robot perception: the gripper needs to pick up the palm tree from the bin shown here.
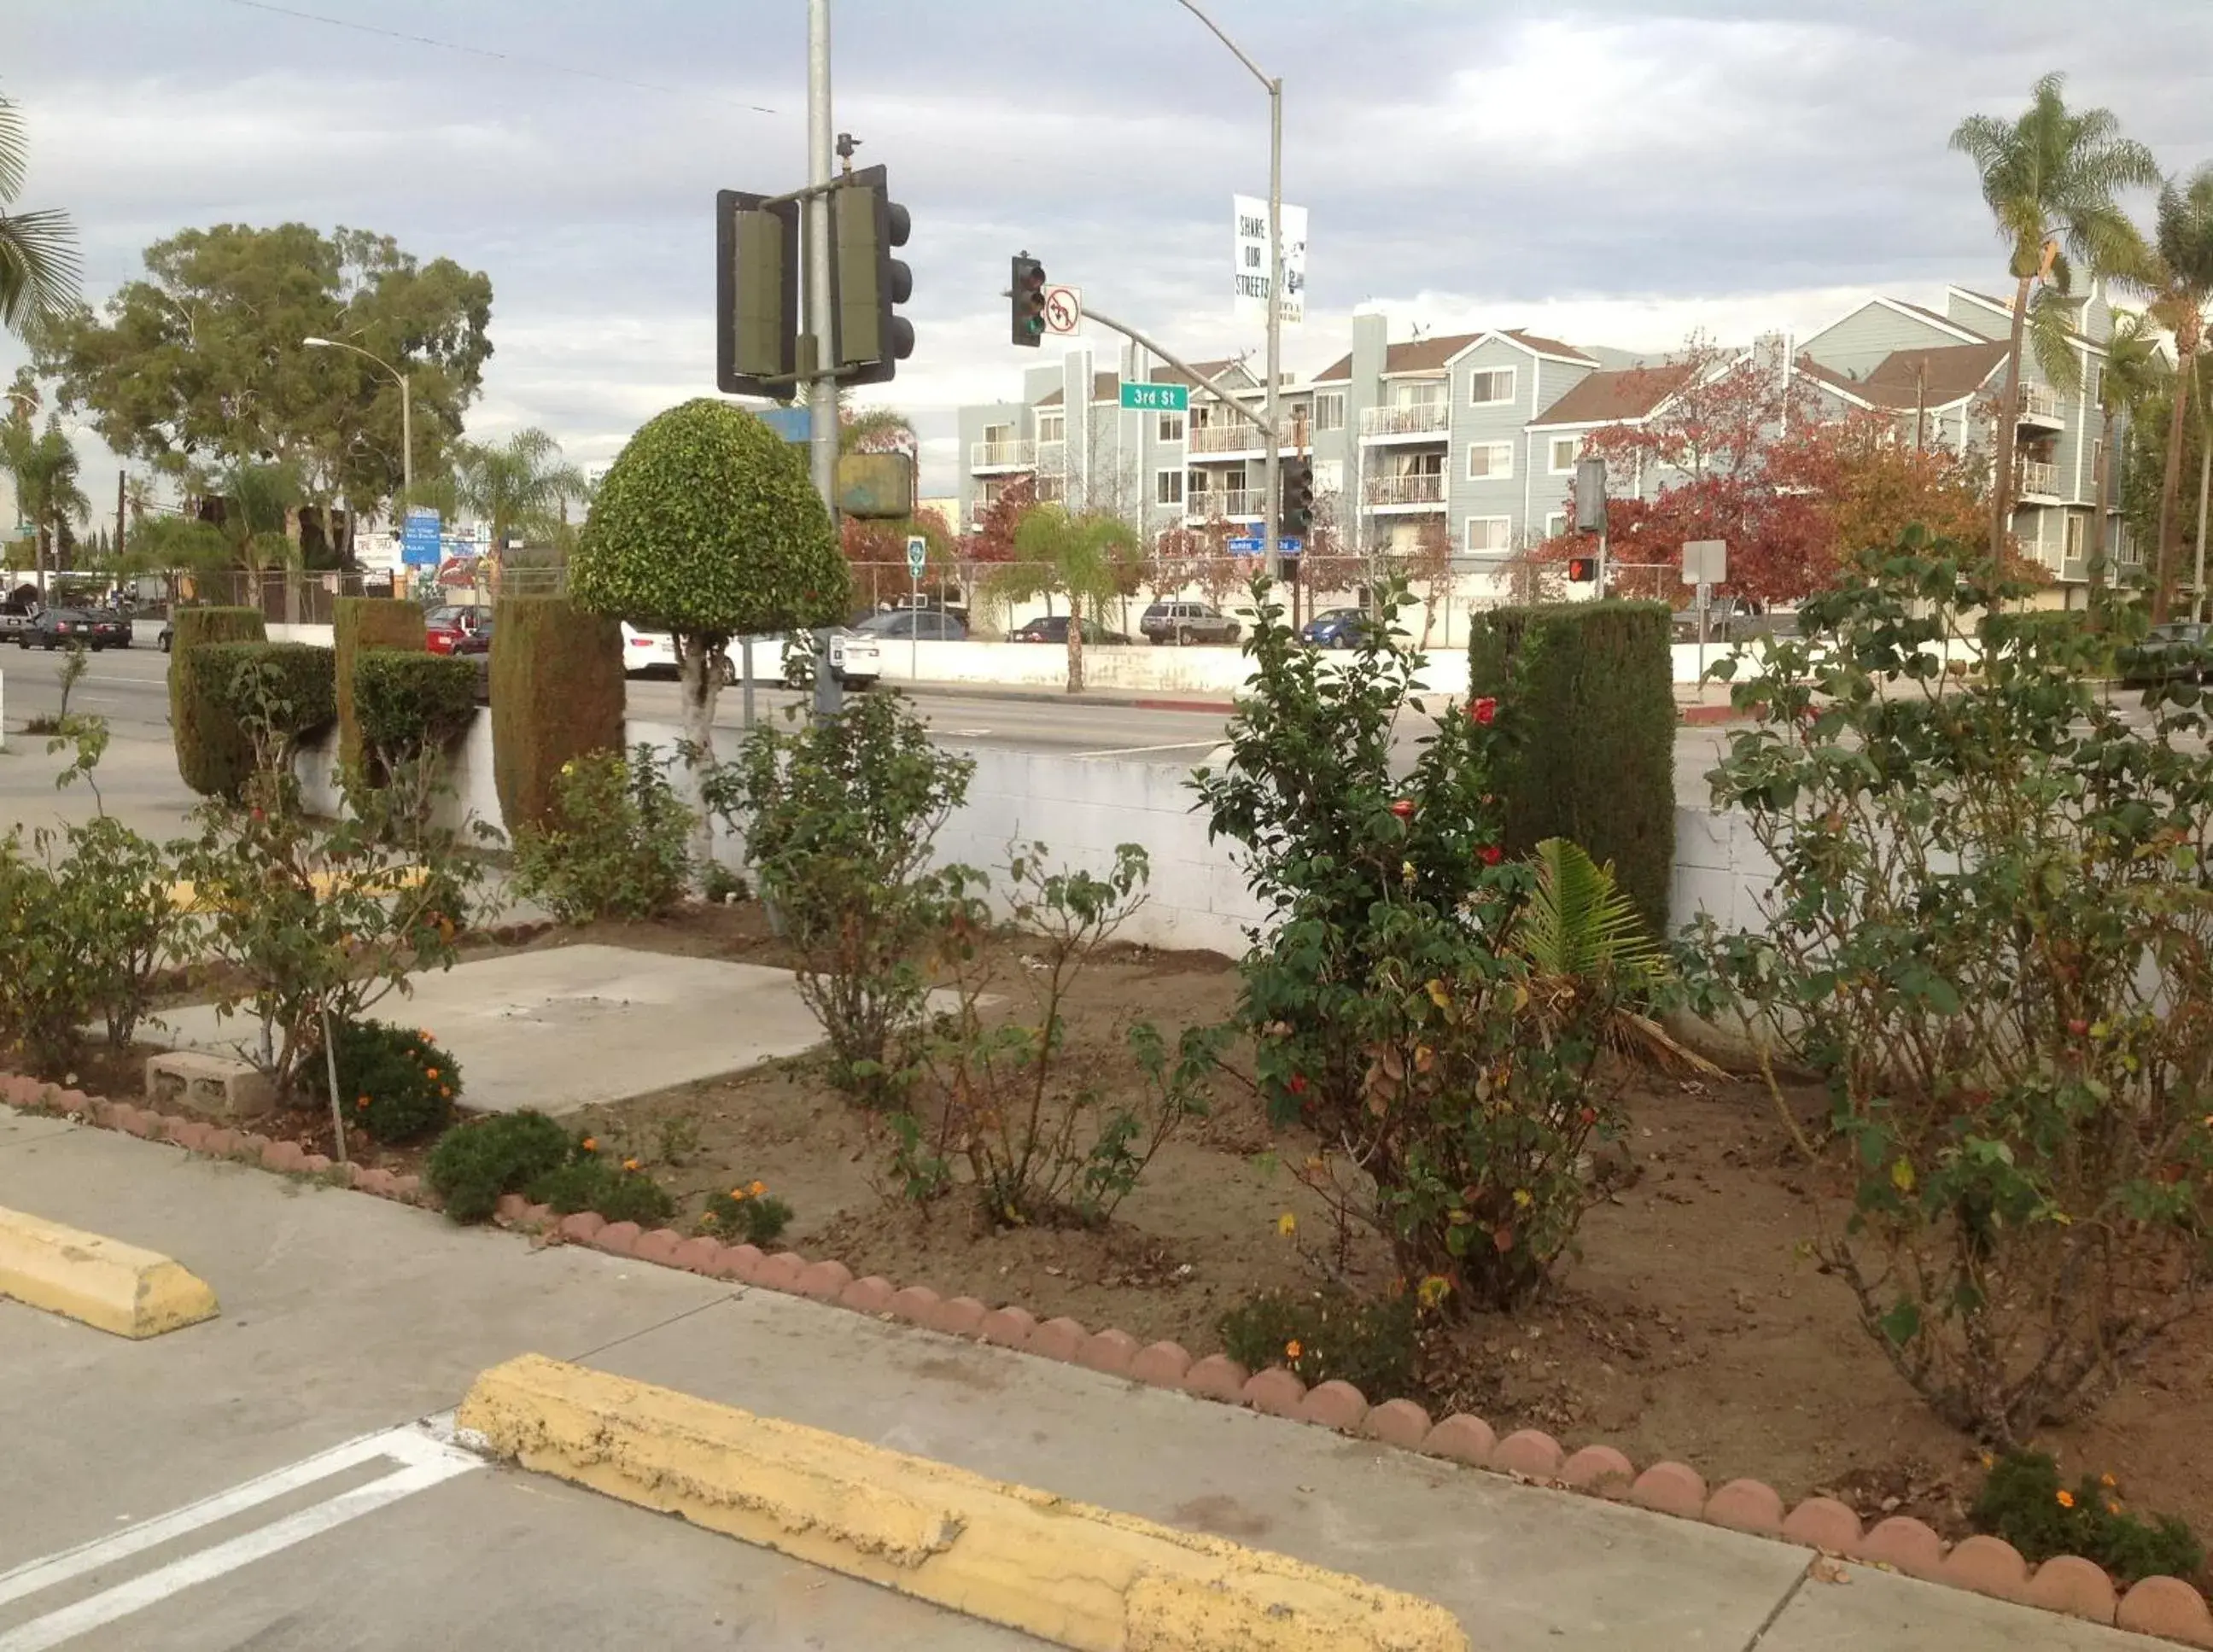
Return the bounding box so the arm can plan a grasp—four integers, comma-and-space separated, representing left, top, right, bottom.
0, 412, 88, 578
0, 87, 76, 341
1951, 74, 2158, 563
451, 427, 585, 551
993, 506, 1142, 692
2131, 166, 2213, 620
2087, 309, 2167, 597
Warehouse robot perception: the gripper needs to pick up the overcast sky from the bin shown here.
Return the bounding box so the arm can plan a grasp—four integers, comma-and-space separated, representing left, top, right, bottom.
6, 0, 2211, 513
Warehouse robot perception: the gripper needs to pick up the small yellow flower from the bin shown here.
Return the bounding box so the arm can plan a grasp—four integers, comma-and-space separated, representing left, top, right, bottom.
1511, 1188, 1533, 1208
2056, 1490, 2076, 1509
1284, 1339, 1302, 1360
1416, 1275, 1451, 1311
623, 1157, 641, 1171
1400, 859, 1416, 887
1276, 1211, 1297, 1236
1980, 1451, 1995, 1470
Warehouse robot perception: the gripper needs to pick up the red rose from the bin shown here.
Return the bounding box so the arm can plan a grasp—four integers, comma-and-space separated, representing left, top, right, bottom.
1469, 696, 1498, 726
1288, 1074, 1308, 1095
2067, 1019, 2088, 1038
1389, 799, 1416, 820
1479, 844, 1503, 866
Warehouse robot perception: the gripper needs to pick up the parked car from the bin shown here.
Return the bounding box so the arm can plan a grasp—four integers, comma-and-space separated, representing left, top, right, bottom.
1012, 615, 1128, 645
1140, 600, 1240, 646
2118, 621, 2212, 685
423, 604, 484, 656
452, 616, 493, 703
617, 622, 736, 684
87, 610, 132, 648
852, 608, 967, 641
1672, 596, 1750, 643
157, 619, 174, 653
0, 605, 35, 645
18, 609, 108, 651
1299, 608, 1370, 650
828, 628, 881, 688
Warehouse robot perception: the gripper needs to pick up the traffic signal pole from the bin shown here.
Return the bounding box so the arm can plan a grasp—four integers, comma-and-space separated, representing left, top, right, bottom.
806, 0, 842, 719
1077, 306, 1275, 441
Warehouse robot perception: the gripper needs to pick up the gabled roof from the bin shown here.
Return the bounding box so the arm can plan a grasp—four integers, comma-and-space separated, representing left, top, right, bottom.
1798, 341, 2010, 412
1498, 329, 1600, 364
1312, 333, 1480, 382
1154, 358, 1250, 391
1035, 371, 1123, 407
1880, 296, 1985, 341
1527, 362, 1695, 428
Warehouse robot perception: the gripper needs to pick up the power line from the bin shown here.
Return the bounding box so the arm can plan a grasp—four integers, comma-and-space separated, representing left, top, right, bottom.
221, 0, 780, 117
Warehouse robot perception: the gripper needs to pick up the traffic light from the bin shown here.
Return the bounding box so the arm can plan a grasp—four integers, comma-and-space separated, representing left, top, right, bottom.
832, 164, 914, 386
716, 188, 799, 400
1566, 555, 1597, 583
1010, 254, 1047, 347
1281, 455, 1315, 535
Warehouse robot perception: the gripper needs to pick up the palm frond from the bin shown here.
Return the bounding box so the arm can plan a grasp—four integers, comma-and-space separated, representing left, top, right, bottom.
2027, 293, 2083, 394
0, 90, 26, 203
0, 207, 79, 331
1511, 837, 1667, 984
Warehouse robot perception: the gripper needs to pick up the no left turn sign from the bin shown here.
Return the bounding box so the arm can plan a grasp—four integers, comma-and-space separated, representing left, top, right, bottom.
1042, 284, 1082, 335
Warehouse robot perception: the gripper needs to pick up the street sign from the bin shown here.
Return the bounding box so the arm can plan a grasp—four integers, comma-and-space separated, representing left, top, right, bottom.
1683, 539, 1728, 585
1119, 382, 1189, 412
1042, 284, 1082, 336
757, 406, 811, 443
1233, 196, 1308, 326
1226, 534, 1264, 553
905, 534, 927, 579
401, 507, 442, 568
1275, 535, 1304, 554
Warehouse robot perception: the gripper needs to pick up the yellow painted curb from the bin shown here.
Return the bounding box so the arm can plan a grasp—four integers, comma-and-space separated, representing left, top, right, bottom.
0, 1205, 219, 1338
458, 1354, 1468, 1652
165, 864, 427, 913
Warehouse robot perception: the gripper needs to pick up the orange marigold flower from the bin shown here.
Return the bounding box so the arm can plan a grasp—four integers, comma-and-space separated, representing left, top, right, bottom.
424, 1068, 439, 1080
2100, 1473, 2117, 1488
2056, 1490, 2076, 1509
749, 1180, 767, 1197
1284, 1340, 1303, 1360
581, 1137, 598, 1153
623, 1158, 641, 1171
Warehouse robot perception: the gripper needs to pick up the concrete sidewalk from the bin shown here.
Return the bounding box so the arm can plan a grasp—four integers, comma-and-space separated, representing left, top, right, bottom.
0, 1110, 2171, 1651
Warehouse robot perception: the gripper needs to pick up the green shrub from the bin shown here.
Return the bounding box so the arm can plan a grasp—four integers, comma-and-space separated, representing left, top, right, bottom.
353, 651, 479, 773
54, 816, 183, 1053
196, 642, 337, 744
425, 1111, 570, 1223
1218, 1287, 1418, 1399
489, 595, 624, 835
333, 596, 427, 772
329, 1019, 459, 1145
1973, 1451, 2202, 1584
697, 1182, 792, 1246
704, 691, 973, 1105
511, 744, 692, 923
168, 606, 267, 797
1468, 600, 1675, 940
528, 1157, 677, 1227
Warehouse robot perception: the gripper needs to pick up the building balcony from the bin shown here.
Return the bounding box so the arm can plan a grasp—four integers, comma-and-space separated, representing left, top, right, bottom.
1188, 489, 1264, 521
970, 439, 1036, 472
1187, 423, 1264, 457
1360, 402, 1451, 441
2017, 384, 2064, 429
2017, 459, 2062, 501
1363, 472, 1446, 510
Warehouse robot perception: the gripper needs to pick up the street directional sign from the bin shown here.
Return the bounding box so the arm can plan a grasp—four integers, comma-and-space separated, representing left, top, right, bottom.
1226, 534, 1264, 553
757, 406, 812, 443
1119, 382, 1189, 412
906, 534, 927, 579
401, 507, 442, 568
1275, 535, 1304, 554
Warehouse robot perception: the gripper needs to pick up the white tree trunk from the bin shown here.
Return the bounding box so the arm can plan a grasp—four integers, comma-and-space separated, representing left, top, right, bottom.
677, 632, 722, 879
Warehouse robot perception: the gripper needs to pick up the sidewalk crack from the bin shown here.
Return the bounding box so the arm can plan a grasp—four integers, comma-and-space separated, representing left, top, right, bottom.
563, 1290, 740, 1364
1741, 1567, 1809, 1649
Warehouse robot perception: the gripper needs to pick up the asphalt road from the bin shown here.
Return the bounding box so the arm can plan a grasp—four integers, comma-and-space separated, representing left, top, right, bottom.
0, 643, 1233, 765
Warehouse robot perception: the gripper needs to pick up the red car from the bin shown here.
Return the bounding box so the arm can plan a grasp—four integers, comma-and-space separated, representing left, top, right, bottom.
423, 605, 483, 655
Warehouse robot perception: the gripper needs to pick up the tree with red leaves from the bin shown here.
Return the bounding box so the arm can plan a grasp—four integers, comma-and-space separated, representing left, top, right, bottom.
960, 474, 1036, 567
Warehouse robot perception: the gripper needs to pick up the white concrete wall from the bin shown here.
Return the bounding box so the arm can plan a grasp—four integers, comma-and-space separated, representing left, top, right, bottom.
295, 710, 1779, 953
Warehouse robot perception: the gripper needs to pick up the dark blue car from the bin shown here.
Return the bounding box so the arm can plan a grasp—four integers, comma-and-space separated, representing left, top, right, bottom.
1299, 607, 1370, 650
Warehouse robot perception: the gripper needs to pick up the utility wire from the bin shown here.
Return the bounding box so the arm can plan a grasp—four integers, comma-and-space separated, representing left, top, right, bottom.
221, 0, 780, 116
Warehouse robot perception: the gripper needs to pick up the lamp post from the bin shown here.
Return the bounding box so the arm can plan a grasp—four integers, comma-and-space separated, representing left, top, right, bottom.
302, 336, 412, 509
1174, 0, 1283, 581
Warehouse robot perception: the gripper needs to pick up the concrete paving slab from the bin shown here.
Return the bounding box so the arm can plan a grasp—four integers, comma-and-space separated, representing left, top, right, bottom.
141, 943, 826, 1115
1756, 1560, 2155, 1649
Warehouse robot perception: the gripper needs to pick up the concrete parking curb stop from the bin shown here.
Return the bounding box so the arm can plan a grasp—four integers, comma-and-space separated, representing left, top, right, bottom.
458, 1352, 1469, 1652
0, 1200, 219, 1338
8, 1071, 2210, 1648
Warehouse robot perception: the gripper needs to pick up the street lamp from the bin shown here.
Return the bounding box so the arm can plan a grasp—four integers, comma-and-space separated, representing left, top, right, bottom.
303, 336, 412, 510
1175, 0, 1284, 581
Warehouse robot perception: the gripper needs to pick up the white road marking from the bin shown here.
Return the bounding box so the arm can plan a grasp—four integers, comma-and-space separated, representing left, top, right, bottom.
0, 1420, 479, 1649
1071, 739, 1223, 758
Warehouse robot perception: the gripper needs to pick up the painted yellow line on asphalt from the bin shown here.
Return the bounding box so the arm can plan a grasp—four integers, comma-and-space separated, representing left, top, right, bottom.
458, 1354, 1468, 1652
0, 1206, 219, 1339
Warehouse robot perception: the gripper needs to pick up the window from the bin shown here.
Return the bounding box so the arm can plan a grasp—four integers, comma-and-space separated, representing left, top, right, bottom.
1391, 379, 1445, 409
1545, 511, 1567, 539
2064, 512, 2087, 563
1468, 368, 1516, 406
1466, 441, 1513, 481
982, 422, 1013, 447
1154, 469, 1184, 506
1312, 391, 1346, 432
1036, 410, 1066, 443
1549, 435, 1581, 475
1157, 412, 1185, 442
1465, 517, 1513, 554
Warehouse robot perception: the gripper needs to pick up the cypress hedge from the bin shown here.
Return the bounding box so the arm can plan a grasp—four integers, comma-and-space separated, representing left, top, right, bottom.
489, 595, 624, 834
334, 596, 428, 772
177, 640, 337, 797
1469, 599, 1676, 940
353, 651, 480, 771
167, 606, 267, 797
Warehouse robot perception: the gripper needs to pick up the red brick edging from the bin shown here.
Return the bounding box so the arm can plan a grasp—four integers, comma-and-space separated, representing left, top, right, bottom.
8, 1070, 2209, 1648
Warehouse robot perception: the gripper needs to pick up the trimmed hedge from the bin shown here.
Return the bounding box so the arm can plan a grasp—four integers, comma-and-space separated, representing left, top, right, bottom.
353, 651, 479, 769
490, 595, 624, 834
1469, 600, 1675, 940
334, 596, 427, 772
167, 607, 267, 797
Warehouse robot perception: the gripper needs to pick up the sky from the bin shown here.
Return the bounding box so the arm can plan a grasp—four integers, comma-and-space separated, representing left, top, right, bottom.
5, 0, 2212, 519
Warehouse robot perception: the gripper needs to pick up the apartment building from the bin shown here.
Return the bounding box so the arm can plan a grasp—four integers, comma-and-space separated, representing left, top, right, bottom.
954, 282, 2142, 603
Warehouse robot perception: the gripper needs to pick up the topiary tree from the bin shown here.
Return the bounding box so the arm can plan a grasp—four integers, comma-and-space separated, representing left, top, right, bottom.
572, 399, 848, 774
168, 606, 267, 797
333, 596, 426, 773
489, 594, 623, 834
